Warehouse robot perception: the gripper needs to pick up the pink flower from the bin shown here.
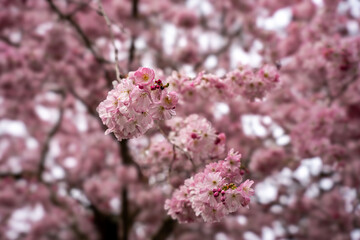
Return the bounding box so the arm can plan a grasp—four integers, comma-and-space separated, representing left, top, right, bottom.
133, 67, 155, 86
160, 91, 179, 110
130, 87, 151, 112
225, 189, 242, 212
239, 179, 255, 199
97, 67, 178, 140
165, 149, 254, 223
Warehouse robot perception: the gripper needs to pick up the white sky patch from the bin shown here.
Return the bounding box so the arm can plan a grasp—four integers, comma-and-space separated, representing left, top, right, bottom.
0, 120, 28, 137
347, 20, 359, 35
26, 137, 39, 149
35, 22, 53, 35
43, 139, 61, 182
9, 31, 22, 43
242, 115, 267, 137
237, 215, 247, 225
351, 229, 360, 240
319, 178, 333, 191
273, 221, 286, 236
213, 102, 230, 120
204, 55, 218, 69
230, 46, 262, 68
199, 34, 210, 51
64, 156, 77, 168
186, 0, 213, 15
339, 0, 360, 18
109, 197, 120, 214
262, 227, 275, 240
8, 157, 22, 174
244, 231, 261, 240
51, 165, 65, 180
162, 23, 177, 55
215, 232, 228, 240
257, 8, 292, 32
270, 204, 283, 214
341, 187, 357, 212
70, 189, 90, 206
349, 0, 360, 17
35, 105, 60, 123
74, 101, 88, 132
276, 135, 290, 146
255, 179, 278, 204
305, 183, 320, 198
302, 157, 322, 176
276, 168, 293, 186
135, 37, 146, 50
140, 52, 154, 68
288, 225, 299, 235
293, 164, 310, 185
6, 204, 45, 239
312, 0, 323, 6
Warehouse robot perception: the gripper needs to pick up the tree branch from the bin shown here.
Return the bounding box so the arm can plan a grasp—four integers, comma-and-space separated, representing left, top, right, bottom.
151, 217, 177, 240
37, 91, 65, 181
45, 0, 110, 64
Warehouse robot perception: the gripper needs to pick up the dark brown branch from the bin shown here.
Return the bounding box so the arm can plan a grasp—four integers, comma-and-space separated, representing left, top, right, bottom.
151, 217, 177, 240
45, 0, 110, 64
90, 205, 119, 240
0, 172, 24, 179
127, 0, 139, 71
37, 91, 65, 181
0, 36, 20, 47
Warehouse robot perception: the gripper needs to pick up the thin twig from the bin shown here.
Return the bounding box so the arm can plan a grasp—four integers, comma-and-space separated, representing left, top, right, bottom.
157, 125, 196, 170
97, 0, 121, 81
37, 91, 65, 181
45, 0, 110, 64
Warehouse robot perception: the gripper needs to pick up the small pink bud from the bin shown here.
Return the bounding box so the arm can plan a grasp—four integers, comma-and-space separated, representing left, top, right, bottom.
214, 192, 219, 197
191, 133, 198, 139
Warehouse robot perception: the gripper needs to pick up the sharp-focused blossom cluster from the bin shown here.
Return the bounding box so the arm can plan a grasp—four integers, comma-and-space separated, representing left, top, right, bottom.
165, 149, 254, 223
97, 67, 179, 140
2, 0, 360, 239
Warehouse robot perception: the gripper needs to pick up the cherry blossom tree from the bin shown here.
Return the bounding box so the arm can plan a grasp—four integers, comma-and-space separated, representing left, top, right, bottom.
0, 0, 359, 240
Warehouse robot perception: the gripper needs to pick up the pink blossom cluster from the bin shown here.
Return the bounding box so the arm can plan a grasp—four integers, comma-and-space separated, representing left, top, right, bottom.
173, 8, 198, 29
97, 67, 179, 140
249, 147, 287, 175
291, 106, 348, 164
167, 64, 280, 103
225, 64, 280, 101
130, 136, 176, 178
166, 114, 226, 163
165, 149, 254, 223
